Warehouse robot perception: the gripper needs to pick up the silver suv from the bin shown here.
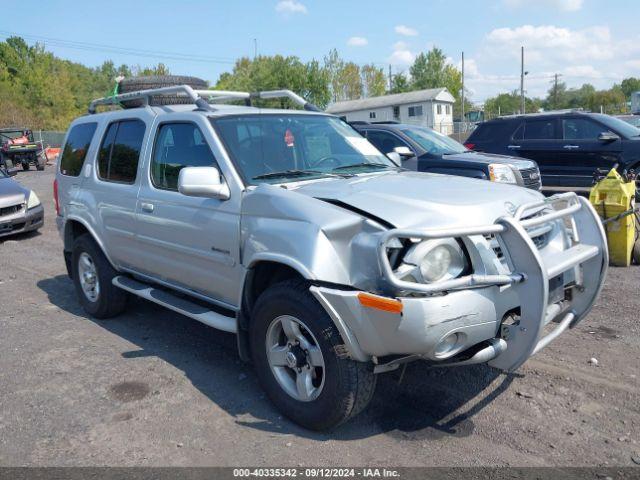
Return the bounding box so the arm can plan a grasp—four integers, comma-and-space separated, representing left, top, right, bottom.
55, 80, 608, 430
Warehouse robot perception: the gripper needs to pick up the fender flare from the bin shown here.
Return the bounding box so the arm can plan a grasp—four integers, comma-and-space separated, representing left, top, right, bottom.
63, 216, 118, 270
245, 252, 316, 280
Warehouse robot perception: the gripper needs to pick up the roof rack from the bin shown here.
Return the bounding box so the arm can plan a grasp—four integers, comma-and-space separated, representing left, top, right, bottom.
88, 85, 322, 114
497, 108, 589, 119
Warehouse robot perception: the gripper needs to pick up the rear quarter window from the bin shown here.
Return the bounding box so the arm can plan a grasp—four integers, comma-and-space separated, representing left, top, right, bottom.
97, 119, 146, 184
468, 122, 503, 142
59, 123, 98, 177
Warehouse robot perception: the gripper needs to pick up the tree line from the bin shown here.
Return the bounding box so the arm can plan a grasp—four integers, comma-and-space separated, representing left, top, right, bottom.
484, 78, 640, 119
1, 35, 638, 132
0, 36, 170, 131
0, 36, 470, 130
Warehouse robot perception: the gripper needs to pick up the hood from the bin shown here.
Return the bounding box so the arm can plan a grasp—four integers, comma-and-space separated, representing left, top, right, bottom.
291, 171, 543, 229
442, 151, 536, 169
0, 176, 29, 208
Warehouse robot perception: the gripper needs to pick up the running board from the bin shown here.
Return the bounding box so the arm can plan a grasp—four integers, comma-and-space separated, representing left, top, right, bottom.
112, 276, 237, 333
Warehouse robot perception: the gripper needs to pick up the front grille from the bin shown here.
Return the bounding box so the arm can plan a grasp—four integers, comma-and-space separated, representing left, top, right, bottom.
0, 203, 24, 218
519, 167, 542, 190
484, 234, 505, 261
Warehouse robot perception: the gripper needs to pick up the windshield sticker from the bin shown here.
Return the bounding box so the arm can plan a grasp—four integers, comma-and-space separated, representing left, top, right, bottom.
346, 136, 380, 156
284, 129, 295, 147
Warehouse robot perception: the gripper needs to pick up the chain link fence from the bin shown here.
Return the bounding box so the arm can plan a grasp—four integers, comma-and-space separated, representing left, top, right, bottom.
35, 131, 66, 148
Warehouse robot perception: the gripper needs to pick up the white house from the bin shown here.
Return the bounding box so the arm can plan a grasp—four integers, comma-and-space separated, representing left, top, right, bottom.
326, 88, 456, 134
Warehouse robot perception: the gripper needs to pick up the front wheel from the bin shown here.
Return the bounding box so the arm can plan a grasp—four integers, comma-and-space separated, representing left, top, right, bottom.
250, 280, 376, 430
21, 161, 30, 171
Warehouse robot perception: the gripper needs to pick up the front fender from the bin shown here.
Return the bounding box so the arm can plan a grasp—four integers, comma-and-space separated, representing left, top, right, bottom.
240, 185, 385, 289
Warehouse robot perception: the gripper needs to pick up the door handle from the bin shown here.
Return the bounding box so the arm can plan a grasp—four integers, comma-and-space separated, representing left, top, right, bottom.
141, 202, 154, 213
507, 145, 521, 150
563, 145, 580, 149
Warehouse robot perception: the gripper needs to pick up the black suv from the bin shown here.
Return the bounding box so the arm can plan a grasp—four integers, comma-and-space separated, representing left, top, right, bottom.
465, 111, 640, 192
352, 122, 541, 190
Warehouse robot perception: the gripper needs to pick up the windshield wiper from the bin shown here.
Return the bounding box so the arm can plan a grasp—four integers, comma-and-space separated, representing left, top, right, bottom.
252, 169, 336, 181
332, 163, 394, 172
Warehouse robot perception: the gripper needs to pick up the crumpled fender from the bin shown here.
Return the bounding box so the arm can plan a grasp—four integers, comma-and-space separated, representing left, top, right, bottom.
240, 184, 385, 289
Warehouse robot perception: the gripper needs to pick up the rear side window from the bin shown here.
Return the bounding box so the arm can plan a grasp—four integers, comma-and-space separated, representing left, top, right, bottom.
523, 119, 556, 140
59, 123, 97, 176
98, 120, 146, 184
468, 122, 502, 142
151, 123, 218, 191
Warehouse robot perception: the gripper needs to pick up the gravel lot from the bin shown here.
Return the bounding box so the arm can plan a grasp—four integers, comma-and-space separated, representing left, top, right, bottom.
1, 168, 639, 467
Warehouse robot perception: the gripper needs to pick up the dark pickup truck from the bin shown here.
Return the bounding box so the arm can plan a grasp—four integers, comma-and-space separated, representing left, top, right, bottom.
352, 122, 541, 190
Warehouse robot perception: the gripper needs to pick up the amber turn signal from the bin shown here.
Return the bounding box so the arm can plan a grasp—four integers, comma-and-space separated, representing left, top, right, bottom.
357, 292, 403, 314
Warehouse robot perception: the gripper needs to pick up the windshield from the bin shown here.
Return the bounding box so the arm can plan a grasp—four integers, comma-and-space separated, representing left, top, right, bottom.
0, 130, 33, 141
617, 116, 640, 129
595, 114, 640, 138
400, 127, 468, 155
0, 168, 8, 178
212, 114, 396, 184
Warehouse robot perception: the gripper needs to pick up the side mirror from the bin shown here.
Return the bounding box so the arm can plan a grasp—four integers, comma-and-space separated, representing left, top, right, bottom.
394, 146, 414, 158
598, 131, 620, 142
386, 152, 401, 164
178, 166, 230, 200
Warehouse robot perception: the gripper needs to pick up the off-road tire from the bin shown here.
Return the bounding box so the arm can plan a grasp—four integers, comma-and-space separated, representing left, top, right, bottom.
250, 279, 376, 430
633, 237, 640, 265
117, 75, 208, 108
36, 153, 45, 171
72, 234, 128, 319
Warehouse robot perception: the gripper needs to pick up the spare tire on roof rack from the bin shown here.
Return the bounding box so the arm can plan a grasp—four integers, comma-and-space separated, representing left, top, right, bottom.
117, 75, 208, 108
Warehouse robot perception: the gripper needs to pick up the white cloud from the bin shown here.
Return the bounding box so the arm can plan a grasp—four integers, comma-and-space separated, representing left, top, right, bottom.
347, 36, 368, 47
461, 25, 640, 102
395, 25, 418, 37
388, 41, 415, 66
484, 25, 613, 64
563, 64, 602, 79
625, 59, 640, 70
503, 0, 583, 11
459, 57, 480, 78
275, 0, 307, 15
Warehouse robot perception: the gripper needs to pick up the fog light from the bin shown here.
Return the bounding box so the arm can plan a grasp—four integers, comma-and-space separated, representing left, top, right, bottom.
434, 333, 461, 358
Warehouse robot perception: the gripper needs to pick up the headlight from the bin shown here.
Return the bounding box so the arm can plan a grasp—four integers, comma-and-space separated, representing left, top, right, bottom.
397, 239, 467, 283
488, 164, 517, 184
27, 191, 41, 209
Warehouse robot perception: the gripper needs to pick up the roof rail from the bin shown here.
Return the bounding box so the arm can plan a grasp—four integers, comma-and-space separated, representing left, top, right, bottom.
88, 85, 321, 114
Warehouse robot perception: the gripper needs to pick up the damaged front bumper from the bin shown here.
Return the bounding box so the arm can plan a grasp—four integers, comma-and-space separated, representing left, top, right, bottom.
311, 193, 608, 373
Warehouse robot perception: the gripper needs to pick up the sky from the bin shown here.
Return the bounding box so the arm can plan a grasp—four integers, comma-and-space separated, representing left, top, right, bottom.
4, 0, 640, 103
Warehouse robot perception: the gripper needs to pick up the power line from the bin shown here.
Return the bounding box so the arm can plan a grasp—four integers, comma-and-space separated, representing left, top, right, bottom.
0, 30, 237, 64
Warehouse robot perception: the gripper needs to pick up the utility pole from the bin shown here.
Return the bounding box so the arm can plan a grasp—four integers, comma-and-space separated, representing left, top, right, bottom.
553, 73, 562, 109
520, 46, 525, 114
388, 64, 393, 92
253, 38, 257, 59
461, 51, 465, 125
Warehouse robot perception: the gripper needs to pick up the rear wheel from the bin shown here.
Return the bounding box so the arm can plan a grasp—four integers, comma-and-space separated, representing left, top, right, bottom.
72, 234, 128, 319
250, 279, 376, 430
